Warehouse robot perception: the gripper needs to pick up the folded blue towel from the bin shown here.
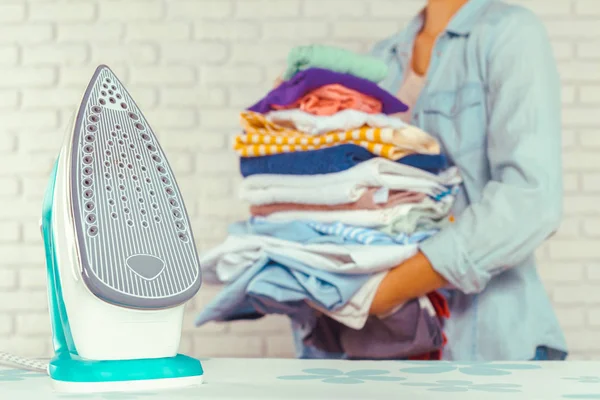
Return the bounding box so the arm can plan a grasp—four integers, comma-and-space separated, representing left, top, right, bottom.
239, 144, 448, 177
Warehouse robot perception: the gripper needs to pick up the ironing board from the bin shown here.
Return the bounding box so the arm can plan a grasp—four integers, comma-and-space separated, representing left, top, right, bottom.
2, 358, 600, 399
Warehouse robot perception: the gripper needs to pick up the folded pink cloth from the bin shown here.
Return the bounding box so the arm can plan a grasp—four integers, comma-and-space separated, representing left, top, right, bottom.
250, 188, 426, 217
272, 84, 383, 116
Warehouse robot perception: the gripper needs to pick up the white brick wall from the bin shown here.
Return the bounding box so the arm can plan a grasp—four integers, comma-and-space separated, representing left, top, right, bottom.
0, 0, 598, 360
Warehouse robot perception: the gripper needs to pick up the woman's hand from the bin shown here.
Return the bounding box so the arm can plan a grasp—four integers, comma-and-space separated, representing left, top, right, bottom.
369, 251, 448, 316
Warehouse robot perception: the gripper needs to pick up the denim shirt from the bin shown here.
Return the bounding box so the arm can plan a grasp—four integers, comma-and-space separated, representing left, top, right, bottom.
369, 0, 568, 360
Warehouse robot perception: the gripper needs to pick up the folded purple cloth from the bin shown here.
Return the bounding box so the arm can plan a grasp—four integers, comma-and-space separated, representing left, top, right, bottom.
248, 68, 408, 115
305, 298, 444, 360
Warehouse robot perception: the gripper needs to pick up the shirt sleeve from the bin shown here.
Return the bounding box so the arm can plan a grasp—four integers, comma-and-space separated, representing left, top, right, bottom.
418, 9, 563, 294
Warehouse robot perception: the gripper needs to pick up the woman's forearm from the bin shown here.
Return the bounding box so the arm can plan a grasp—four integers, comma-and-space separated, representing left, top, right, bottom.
369, 251, 448, 315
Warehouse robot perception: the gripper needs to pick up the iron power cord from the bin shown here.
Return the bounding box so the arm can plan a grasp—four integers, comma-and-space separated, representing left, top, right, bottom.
0, 351, 49, 374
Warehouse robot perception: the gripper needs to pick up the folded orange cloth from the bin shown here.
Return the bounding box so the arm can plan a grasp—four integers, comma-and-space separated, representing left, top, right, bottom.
250, 189, 427, 216
234, 111, 441, 160
272, 84, 382, 115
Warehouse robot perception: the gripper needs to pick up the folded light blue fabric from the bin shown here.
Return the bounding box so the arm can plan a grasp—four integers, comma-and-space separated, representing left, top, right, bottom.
229, 218, 436, 246
195, 249, 446, 360
306, 221, 437, 245
194, 253, 370, 326
228, 219, 347, 245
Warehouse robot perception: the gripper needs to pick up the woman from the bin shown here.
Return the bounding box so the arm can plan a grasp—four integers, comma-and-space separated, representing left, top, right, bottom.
367, 0, 567, 360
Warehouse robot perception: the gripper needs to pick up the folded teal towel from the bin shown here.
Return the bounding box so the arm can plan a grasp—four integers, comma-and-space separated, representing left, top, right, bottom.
283, 44, 389, 83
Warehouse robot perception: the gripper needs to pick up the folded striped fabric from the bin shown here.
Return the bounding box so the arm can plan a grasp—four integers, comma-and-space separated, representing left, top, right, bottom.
306, 220, 438, 245
233, 111, 440, 160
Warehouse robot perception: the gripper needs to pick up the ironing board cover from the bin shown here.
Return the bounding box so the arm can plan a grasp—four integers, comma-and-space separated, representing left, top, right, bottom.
2, 358, 600, 399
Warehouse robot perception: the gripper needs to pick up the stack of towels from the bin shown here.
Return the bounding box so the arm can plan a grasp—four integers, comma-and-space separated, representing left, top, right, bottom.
196, 45, 462, 360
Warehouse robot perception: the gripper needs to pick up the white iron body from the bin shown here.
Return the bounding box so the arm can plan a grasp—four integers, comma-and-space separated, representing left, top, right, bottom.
53, 132, 185, 362
43, 65, 204, 393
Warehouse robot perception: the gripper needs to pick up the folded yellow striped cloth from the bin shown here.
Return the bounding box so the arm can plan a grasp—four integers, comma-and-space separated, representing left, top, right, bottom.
233, 111, 440, 160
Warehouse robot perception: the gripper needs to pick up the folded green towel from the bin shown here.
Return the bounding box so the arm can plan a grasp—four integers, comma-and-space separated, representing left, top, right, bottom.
283, 44, 389, 83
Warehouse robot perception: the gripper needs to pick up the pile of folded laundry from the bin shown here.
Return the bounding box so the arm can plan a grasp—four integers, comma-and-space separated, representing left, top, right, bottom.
195, 45, 462, 360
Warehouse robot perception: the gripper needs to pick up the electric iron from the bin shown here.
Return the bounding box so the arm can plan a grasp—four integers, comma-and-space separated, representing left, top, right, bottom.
39, 64, 204, 393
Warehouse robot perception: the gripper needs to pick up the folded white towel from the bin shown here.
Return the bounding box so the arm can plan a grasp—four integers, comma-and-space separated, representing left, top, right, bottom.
239, 157, 461, 206
265, 109, 411, 135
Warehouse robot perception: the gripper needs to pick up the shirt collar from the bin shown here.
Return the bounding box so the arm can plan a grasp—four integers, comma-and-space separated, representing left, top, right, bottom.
445, 0, 494, 36
388, 0, 494, 55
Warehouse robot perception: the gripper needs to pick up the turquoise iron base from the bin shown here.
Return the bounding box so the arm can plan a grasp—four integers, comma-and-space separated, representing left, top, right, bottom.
49, 353, 203, 383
